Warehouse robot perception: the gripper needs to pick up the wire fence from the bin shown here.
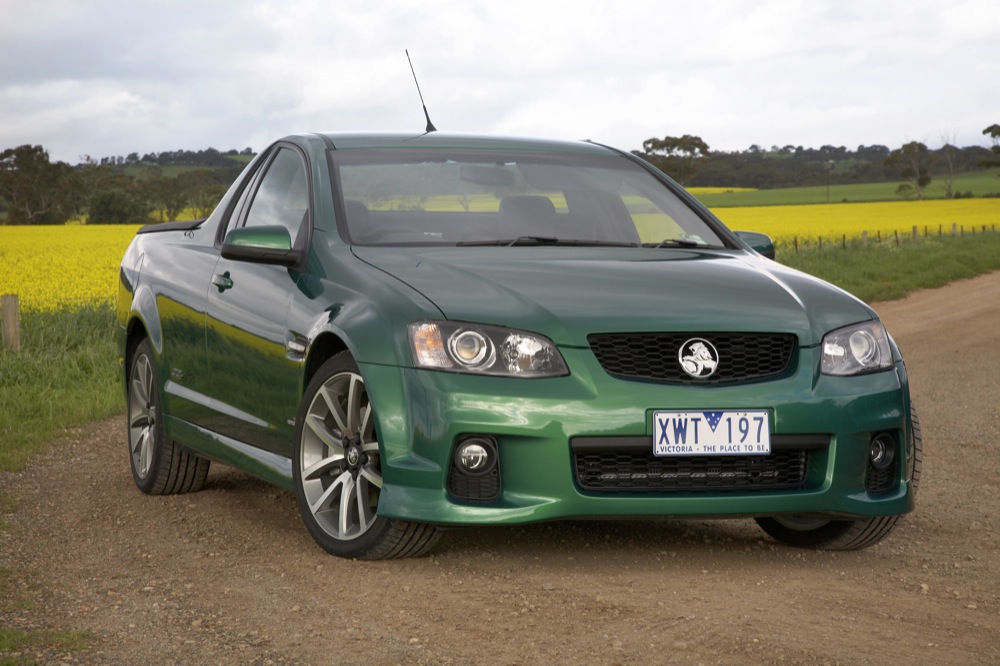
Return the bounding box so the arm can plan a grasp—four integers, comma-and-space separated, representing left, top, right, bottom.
777, 223, 999, 253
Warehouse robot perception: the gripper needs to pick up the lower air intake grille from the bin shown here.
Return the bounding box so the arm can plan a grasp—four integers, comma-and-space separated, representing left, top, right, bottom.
448, 464, 500, 502
571, 435, 828, 493
865, 461, 898, 494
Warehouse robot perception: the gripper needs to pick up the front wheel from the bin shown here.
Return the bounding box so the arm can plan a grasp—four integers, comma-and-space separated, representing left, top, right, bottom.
754, 513, 903, 550
755, 406, 923, 550
292, 352, 440, 560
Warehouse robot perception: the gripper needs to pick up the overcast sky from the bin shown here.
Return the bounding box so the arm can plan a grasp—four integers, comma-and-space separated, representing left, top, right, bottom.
2, 0, 998, 164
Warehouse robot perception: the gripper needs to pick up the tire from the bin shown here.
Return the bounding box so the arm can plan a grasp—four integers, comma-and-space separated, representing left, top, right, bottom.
292, 352, 440, 560
127, 338, 210, 494
755, 406, 923, 550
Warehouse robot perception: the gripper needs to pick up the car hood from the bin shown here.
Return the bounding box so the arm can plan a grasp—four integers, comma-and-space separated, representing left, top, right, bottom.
352, 247, 875, 347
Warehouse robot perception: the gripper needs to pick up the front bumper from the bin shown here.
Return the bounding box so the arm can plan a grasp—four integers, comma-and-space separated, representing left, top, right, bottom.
364, 345, 915, 526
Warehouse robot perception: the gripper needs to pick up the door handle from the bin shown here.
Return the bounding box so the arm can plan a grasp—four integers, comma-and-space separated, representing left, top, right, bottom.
212, 272, 234, 292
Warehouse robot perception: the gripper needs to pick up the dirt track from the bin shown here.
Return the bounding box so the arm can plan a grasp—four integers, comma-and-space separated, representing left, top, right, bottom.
3, 272, 1000, 665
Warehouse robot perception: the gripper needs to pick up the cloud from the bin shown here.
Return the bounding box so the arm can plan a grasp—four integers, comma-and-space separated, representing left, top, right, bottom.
1, 0, 997, 164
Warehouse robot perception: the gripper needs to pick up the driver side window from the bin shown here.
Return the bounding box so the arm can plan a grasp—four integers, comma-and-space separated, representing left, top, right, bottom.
243, 147, 310, 242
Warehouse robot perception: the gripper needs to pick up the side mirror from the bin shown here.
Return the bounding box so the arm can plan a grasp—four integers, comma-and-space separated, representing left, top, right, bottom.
734, 231, 776, 260
222, 226, 302, 266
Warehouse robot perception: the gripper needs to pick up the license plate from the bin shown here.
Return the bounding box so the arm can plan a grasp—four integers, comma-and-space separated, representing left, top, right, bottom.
653, 410, 770, 456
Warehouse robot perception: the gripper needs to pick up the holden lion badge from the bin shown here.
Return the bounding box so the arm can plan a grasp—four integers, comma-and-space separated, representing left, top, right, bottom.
679, 338, 719, 378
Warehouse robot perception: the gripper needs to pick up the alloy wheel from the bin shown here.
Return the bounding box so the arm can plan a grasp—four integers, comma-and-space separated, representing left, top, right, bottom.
299, 371, 382, 541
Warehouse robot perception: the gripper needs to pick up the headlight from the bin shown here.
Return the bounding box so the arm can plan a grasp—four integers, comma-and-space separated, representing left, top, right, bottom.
409, 321, 568, 378
821, 320, 893, 376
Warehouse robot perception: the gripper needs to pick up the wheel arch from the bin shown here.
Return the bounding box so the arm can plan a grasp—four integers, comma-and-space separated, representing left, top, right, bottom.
125, 317, 149, 370
303, 331, 350, 393
122, 312, 154, 399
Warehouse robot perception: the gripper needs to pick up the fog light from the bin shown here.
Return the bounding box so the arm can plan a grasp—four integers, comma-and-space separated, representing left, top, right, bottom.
454, 437, 498, 476
869, 433, 896, 470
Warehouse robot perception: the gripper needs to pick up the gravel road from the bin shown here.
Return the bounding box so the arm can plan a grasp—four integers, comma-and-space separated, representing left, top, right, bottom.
2, 271, 999, 665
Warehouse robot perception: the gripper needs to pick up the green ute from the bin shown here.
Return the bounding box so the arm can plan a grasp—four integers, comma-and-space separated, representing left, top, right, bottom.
117, 131, 919, 560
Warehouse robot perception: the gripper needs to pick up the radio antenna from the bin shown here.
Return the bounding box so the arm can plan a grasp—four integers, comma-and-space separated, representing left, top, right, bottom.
406, 50, 437, 133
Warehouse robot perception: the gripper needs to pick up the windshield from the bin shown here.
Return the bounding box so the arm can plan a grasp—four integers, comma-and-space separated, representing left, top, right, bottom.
331, 149, 728, 248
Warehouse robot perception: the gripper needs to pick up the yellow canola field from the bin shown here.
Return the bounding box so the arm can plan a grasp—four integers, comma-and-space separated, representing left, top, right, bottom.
1, 198, 998, 312
712, 199, 1000, 244
0, 225, 141, 312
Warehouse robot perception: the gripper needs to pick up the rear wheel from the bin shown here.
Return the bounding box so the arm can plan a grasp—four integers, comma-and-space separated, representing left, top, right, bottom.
292, 352, 440, 559
755, 406, 923, 550
127, 338, 210, 494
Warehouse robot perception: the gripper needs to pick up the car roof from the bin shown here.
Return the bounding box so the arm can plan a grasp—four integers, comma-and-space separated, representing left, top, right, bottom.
303, 131, 617, 155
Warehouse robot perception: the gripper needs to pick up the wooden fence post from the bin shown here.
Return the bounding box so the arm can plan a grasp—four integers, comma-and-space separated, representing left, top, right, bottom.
1, 294, 20, 352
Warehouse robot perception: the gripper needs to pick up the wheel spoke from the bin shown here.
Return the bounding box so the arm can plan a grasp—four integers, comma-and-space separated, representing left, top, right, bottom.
136, 428, 151, 476
346, 375, 364, 435
318, 385, 349, 437
130, 375, 149, 411
338, 473, 358, 536
359, 402, 375, 442
359, 463, 383, 489
131, 428, 145, 456
305, 413, 343, 450
355, 475, 375, 532
302, 453, 344, 481
129, 412, 147, 430
310, 470, 351, 515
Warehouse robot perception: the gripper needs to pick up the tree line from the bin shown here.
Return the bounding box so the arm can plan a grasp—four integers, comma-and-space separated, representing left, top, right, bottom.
636, 125, 1000, 200
0, 146, 249, 225
2, 126, 999, 225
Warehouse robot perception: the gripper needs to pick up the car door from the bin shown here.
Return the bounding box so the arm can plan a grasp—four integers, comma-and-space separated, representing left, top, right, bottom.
203, 144, 311, 457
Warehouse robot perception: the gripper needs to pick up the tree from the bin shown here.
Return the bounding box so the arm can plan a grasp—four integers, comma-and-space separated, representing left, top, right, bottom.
143, 169, 189, 222
936, 131, 960, 199
982, 124, 1000, 168
0, 145, 80, 224
884, 142, 934, 200
636, 135, 711, 185
87, 189, 151, 224
179, 169, 226, 218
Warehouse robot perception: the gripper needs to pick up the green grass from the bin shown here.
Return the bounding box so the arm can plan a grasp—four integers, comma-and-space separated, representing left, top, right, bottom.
695, 168, 1000, 207
1, 566, 92, 663
779, 229, 1000, 302
0, 627, 91, 664
0, 305, 120, 473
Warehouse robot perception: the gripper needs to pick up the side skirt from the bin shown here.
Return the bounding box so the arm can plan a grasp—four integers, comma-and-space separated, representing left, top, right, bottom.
164, 414, 294, 491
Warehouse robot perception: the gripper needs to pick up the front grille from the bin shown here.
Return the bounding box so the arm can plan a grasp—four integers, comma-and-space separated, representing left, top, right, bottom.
572, 435, 828, 493
587, 332, 796, 384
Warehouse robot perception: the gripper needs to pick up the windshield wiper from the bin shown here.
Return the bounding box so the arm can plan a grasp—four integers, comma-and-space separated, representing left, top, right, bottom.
507, 235, 560, 246
456, 237, 639, 248
644, 238, 708, 249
